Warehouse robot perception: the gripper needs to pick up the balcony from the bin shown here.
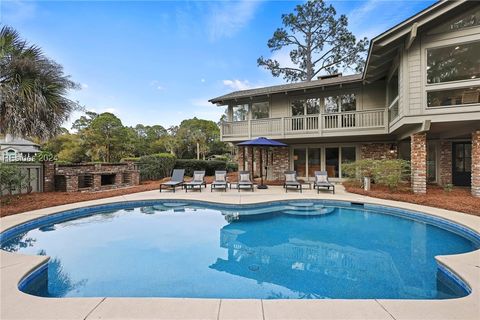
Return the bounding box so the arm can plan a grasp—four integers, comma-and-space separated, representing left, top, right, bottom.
221, 109, 388, 141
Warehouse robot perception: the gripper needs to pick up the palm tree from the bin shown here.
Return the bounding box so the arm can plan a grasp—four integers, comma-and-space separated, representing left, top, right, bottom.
0, 26, 79, 139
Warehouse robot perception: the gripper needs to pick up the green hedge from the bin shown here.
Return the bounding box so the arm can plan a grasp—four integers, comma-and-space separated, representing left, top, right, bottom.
137, 153, 176, 181
174, 159, 227, 176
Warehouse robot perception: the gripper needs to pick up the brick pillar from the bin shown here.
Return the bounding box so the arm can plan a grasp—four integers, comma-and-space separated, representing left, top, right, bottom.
254, 148, 262, 178
439, 141, 452, 186
65, 175, 79, 192
93, 174, 102, 191
411, 132, 427, 194
236, 146, 247, 171
472, 130, 480, 197
115, 173, 123, 185
272, 147, 290, 180
43, 161, 55, 192
131, 171, 140, 185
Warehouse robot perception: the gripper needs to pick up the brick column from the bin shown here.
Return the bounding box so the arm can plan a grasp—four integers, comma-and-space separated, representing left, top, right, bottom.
65, 175, 79, 192
439, 141, 452, 186
272, 147, 290, 180
93, 174, 102, 191
236, 146, 247, 171
411, 132, 427, 194
131, 171, 140, 185
42, 161, 55, 192
472, 130, 480, 197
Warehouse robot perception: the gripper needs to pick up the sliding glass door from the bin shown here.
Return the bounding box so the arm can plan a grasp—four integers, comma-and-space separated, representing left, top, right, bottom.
292, 146, 356, 179
293, 148, 307, 177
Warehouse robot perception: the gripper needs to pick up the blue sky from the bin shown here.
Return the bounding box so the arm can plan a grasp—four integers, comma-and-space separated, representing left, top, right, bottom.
1, 0, 435, 130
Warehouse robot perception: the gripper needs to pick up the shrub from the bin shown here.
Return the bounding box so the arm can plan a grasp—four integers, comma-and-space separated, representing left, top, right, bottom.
121, 157, 141, 162
174, 159, 227, 176
342, 159, 410, 191
137, 153, 176, 181
443, 183, 453, 193
0, 163, 31, 195
226, 162, 238, 173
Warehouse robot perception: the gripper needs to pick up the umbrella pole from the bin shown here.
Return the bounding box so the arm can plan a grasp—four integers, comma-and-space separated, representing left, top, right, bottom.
258, 147, 268, 189
242, 147, 246, 171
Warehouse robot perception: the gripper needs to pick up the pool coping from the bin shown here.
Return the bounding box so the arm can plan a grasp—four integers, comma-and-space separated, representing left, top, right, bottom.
1, 187, 479, 319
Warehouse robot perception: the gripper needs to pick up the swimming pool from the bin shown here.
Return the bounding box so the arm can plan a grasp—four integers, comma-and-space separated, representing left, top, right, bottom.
1, 200, 479, 299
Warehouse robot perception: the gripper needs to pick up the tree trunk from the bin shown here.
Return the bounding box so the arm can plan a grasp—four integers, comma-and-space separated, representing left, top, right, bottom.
196, 142, 200, 160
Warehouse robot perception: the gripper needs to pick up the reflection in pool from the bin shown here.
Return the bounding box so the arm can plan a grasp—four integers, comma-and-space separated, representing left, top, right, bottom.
1, 201, 478, 299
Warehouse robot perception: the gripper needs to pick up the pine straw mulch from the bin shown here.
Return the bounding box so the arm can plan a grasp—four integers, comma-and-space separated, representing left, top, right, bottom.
0, 173, 241, 218
2, 175, 479, 217
343, 182, 480, 216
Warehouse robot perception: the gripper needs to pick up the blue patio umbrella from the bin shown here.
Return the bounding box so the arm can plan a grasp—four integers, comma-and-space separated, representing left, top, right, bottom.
237, 137, 287, 189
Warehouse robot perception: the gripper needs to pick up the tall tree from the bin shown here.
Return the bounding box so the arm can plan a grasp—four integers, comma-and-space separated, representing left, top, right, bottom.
0, 26, 80, 138
257, 0, 369, 82
83, 112, 128, 162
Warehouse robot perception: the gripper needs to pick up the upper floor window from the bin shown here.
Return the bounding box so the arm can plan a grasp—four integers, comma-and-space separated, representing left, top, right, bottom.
251, 102, 269, 119
324, 94, 356, 113
387, 68, 399, 122
427, 41, 480, 84
427, 86, 480, 108
232, 104, 248, 122
291, 98, 320, 116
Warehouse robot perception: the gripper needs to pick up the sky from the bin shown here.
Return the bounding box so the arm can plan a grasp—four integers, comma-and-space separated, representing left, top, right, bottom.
1, 0, 436, 130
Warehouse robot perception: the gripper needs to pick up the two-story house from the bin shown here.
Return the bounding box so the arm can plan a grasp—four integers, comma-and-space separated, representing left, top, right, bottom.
209, 0, 480, 197
0, 134, 40, 162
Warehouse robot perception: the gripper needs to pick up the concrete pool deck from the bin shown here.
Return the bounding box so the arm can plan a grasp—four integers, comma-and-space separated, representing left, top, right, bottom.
1, 185, 479, 320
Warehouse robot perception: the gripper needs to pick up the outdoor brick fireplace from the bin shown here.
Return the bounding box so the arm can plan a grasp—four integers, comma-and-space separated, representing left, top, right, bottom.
45, 162, 140, 192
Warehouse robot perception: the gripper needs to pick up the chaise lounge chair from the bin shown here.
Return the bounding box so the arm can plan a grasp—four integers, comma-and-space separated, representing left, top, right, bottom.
284, 171, 302, 193
313, 171, 335, 194
160, 169, 185, 193
237, 171, 254, 192
185, 170, 207, 192
211, 170, 228, 192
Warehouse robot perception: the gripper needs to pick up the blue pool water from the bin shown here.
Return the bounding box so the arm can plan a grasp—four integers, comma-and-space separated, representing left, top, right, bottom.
1, 201, 479, 299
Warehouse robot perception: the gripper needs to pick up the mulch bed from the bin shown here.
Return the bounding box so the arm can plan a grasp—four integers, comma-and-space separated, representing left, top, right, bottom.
343, 182, 480, 216
0, 173, 240, 218
2, 176, 479, 217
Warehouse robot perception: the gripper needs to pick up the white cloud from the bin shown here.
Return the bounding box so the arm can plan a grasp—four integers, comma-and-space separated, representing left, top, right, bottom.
104, 107, 116, 113
200, 78, 206, 83
81, 83, 89, 90
207, 0, 261, 41
222, 79, 252, 91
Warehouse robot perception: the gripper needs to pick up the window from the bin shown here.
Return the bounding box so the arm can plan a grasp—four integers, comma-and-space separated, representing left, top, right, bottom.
291, 100, 305, 116
307, 148, 321, 177
388, 68, 399, 121
340, 94, 356, 112
427, 41, 480, 84
324, 96, 339, 113
251, 102, 269, 119
232, 104, 248, 121
293, 148, 307, 177
427, 86, 480, 107
291, 99, 320, 116
305, 99, 320, 114
324, 94, 356, 113
325, 147, 339, 178
341, 147, 356, 178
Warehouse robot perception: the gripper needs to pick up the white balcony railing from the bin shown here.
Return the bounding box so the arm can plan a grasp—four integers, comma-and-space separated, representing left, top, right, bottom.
221, 109, 387, 140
